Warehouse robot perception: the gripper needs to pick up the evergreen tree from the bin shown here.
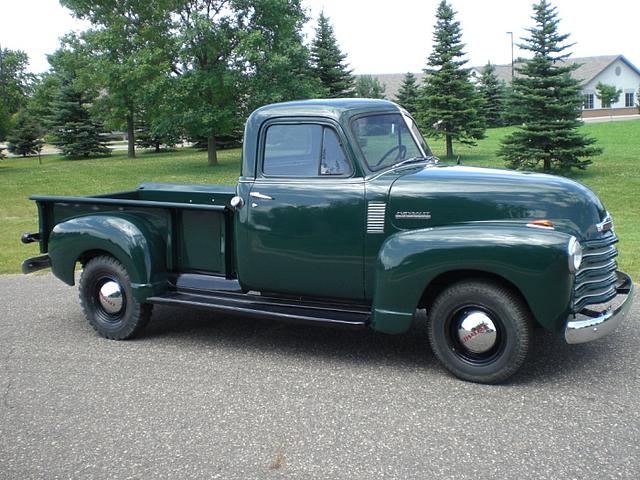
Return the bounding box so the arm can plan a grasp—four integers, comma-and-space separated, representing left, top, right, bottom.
6, 110, 43, 157
355, 75, 386, 99
48, 75, 110, 158
416, 1, 484, 158
310, 12, 355, 97
498, 0, 600, 171
477, 62, 507, 127
396, 72, 420, 115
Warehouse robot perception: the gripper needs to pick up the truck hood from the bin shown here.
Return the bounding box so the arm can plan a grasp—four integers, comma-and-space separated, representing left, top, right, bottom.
387, 165, 607, 239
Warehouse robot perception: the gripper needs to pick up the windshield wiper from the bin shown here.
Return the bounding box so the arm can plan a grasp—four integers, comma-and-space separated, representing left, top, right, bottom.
392, 155, 439, 168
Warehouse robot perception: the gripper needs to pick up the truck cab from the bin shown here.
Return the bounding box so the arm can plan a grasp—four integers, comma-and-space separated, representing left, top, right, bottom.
22, 99, 634, 383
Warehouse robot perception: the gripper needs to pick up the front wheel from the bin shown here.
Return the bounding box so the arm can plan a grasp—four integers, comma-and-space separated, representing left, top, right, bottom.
78, 255, 152, 340
428, 280, 532, 384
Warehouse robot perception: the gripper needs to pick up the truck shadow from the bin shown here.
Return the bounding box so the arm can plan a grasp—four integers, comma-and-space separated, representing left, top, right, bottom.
144, 305, 625, 385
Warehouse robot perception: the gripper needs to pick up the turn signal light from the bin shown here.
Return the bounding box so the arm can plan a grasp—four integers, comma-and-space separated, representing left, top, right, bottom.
528, 219, 555, 229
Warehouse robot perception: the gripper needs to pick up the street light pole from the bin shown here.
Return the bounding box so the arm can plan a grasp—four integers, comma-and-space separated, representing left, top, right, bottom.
506, 31, 514, 81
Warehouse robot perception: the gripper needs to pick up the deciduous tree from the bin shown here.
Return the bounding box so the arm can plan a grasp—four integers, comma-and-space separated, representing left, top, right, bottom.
240, 0, 322, 112
0, 48, 35, 140
416, 1, 484, 158
595, 82, 621, 108
498, 0, 600, 171
355, 75, 386, 99
61, 0, 175, 159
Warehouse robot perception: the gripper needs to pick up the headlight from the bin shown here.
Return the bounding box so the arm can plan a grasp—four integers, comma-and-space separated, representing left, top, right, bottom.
568, 236, 583, 273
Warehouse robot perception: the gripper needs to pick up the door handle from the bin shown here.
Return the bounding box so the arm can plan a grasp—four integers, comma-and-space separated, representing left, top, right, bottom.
250, 192, 274, 200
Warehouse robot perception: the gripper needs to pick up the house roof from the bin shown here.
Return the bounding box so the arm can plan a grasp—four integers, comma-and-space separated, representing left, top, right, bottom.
366, 55, 640, 100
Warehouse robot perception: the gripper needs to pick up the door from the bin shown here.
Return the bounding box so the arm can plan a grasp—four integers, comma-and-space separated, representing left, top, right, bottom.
239, 121, 365, 300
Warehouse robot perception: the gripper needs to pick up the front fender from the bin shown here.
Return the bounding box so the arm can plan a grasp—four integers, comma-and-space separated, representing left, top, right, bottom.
371, 225, 573, 334
48, 213, 167, 301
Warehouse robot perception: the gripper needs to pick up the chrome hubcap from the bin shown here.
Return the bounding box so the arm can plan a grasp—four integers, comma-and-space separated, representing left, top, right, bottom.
456, 310, 497, 354
98, 280, 124, 315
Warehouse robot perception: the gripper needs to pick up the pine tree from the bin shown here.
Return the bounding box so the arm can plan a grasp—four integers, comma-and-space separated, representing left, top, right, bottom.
310, 12, 355, 98
6, 110, 43, 157
416, 1, 484, 158
355, 75, 386, 99
396, 72, 420, 115
498, 0, 600, 171
477, 62, 507, 127
48, 76, 110, 158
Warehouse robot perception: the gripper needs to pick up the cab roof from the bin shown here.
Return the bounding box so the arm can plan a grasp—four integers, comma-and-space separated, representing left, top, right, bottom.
248, 98, 403, 124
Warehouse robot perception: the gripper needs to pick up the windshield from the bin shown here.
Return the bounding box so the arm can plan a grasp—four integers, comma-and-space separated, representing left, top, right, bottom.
351, 113, 430, 171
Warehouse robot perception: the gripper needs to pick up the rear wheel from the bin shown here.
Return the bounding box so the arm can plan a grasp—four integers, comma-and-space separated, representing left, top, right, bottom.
79, 255, 152, 340
427, 280, 532, 384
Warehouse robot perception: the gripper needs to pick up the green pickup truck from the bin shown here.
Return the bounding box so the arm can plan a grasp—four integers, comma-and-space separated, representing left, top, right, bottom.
22, 99, 633, 383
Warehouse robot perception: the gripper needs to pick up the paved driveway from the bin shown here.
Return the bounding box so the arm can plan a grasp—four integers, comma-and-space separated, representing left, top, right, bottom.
1, 274, 638, 479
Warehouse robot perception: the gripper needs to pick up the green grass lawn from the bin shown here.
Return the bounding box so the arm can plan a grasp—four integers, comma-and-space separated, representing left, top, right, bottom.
1, 121, 638, 280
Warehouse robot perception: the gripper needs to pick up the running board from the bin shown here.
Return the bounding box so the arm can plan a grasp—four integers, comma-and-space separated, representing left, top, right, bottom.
146, 291, 371, 328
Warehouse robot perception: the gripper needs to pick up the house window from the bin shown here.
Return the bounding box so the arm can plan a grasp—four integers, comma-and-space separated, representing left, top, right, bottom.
625, 92, 635, 107
583, 94, 594, 109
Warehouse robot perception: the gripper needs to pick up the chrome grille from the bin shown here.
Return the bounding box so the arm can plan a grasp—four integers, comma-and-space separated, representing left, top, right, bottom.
573, 233, 618, 312
367, 202, 386, 233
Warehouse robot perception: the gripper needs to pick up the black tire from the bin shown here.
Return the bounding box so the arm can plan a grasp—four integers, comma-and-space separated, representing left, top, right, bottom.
427, 280, 532, 384
78, 255, 152, 340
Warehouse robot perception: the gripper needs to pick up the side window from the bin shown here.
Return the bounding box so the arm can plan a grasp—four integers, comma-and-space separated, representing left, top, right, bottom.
264, 124, 322, 177
321, 128, 352, 176
263, 124, 352, 177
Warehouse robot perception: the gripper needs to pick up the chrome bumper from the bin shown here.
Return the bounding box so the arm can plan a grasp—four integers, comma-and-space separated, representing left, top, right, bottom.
565, 272, 634, 344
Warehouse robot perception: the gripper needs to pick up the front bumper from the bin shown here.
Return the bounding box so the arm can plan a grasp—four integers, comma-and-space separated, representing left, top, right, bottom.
565, 271, 634, 344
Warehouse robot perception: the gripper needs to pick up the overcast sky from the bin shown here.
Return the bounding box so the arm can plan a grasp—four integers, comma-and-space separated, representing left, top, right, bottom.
2, 0, 639, 74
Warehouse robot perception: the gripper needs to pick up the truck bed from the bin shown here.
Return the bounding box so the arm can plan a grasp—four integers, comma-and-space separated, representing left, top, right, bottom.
31, 182, 236, 276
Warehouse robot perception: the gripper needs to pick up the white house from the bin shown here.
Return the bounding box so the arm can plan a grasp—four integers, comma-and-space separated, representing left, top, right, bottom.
373, 55, 640, 118
577, 56, 640, 116
467, 55, 640, 118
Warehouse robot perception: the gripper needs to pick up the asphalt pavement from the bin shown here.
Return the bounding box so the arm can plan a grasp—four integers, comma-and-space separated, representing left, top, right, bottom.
1, 273, 638, 479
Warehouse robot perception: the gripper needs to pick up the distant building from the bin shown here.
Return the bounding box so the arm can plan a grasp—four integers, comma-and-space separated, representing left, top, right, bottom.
368, 55, 640, 118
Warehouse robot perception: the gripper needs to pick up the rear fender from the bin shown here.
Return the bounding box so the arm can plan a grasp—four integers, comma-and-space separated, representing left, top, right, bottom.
371, 225, 573, 334
48, 213, 167, 301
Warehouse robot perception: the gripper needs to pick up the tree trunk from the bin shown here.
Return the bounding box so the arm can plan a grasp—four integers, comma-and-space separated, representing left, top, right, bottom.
126, 113, 135, 159
208, 133, 218, 166
445, 134, 453, 158
544, 158, 550, 171
155, 142, 160, 153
